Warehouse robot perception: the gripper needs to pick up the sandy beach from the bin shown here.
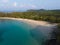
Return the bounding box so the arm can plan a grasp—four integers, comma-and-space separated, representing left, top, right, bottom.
0, 17, 57, 26
0, 17, 57, 39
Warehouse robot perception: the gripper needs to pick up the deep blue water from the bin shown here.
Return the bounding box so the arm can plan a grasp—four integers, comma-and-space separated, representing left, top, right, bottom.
0, 19, 47, 45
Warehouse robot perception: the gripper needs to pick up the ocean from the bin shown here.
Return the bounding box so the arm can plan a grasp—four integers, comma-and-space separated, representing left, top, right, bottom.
0, 19, 47, 45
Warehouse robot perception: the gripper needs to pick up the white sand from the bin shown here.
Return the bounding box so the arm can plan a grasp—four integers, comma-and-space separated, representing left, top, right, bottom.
0, 17, 57, 39
0, 17, 57, 26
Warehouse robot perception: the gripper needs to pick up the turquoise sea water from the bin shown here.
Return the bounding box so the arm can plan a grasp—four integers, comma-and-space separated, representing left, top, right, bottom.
0, 19, 47, 45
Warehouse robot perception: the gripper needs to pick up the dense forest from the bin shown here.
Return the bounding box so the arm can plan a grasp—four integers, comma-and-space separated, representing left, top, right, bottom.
0, 9, 60, 45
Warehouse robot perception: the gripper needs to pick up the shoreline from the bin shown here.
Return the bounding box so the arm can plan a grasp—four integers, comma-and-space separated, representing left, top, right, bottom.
0, 17, 57, 27
0, 17, 57, 39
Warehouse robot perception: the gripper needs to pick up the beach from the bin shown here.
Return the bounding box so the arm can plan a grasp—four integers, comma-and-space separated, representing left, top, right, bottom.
0, 17, 57, 39
0, 17, 57, 26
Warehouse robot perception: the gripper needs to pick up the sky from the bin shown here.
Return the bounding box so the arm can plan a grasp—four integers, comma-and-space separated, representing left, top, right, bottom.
0, 0, 60, 11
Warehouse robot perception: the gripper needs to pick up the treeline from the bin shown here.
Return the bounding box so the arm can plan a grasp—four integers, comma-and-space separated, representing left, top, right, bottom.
0, 9, 60, 23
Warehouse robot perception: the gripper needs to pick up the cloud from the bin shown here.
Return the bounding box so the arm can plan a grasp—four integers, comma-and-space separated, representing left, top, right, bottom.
19, 4, 37, 9
31, 5, 37, 8
2, 0, 9, 3
19, 4, 27, 8
13, 2, 17, 7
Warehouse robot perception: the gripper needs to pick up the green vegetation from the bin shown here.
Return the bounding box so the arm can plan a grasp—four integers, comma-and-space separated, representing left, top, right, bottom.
0, 9, 60, 23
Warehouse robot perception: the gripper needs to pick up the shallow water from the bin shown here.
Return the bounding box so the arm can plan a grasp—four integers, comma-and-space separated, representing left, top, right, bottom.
0, 19, 47, 45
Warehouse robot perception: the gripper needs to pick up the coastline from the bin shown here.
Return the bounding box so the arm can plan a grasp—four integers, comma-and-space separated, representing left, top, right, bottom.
0, 17, 57, 39
0, 17, 57, 27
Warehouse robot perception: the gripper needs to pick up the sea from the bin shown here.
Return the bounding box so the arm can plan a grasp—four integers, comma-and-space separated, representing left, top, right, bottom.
0, 19, 47, 45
